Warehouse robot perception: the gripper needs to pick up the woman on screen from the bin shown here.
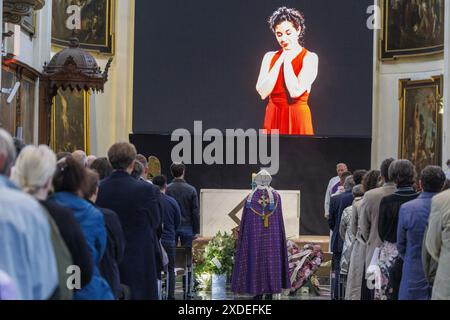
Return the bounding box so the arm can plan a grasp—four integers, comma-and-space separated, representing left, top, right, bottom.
256, 7, 318, 135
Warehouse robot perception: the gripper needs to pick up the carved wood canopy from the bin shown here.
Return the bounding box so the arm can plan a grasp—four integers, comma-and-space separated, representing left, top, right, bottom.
39, 37, 112, 145
41, 37, 112, 95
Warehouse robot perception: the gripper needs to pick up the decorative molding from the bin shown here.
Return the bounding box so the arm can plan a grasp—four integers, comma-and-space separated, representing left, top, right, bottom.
3, 0, 45, 25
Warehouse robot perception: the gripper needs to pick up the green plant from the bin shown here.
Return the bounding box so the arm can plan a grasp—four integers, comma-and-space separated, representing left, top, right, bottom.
203, 231, 236, 275
194, 231, 236, 291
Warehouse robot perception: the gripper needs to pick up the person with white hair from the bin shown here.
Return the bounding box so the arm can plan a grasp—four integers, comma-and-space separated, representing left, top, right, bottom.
0, 128, 58, 300
11, 145, 94, 298
72, 150, 88, 167
231, 170, 291, 299
87, 155, 97, 168
324, 163, 348, 218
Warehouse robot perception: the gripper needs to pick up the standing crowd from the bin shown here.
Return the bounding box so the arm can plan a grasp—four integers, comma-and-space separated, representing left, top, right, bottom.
326, 160, 450, 300
2, 122, 450, 301
0, 128, 199, 300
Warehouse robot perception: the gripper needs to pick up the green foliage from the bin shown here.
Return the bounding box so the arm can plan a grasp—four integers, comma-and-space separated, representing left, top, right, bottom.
203, 231, 236, 275
194, 231, 236, 290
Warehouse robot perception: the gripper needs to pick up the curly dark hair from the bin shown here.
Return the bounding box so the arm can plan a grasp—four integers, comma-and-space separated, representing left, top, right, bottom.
353, 169, 368, 185
268, 7, 306, 45
362, 170, 381, 193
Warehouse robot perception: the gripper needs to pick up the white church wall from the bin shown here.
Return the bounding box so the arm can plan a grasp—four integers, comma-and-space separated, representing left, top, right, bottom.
87, 0, 135, 157
371, 0, 446, 170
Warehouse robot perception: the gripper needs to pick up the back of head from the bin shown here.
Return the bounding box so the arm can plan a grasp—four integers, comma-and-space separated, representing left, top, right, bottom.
420, 165, 445, 193
131, 160, 144, 179
362, 169, 381, 192
53, 156, 87, 194
136, 154, 148, 167
90, 157, 113, 180
344, 175, 355, 192
353, 169, 367, 185
153, 175, 167, 190
442, 179, 450, 191
340, 171, 352, 184
170, 162, 185, 179
72, 150, 87, 167
84, 169, 100, 200
11, 145, 57, 195
108, 142, 137, 170
57, 151, 71, 161
87, 155, 97, 168
0, 128, 16, 175
380, 158, 395, 182
388, 159, 416, 188
352, 184, 365, 197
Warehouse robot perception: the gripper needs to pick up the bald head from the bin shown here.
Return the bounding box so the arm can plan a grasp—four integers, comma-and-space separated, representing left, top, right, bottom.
72, 150, 87, 167
0, 128, 17, 176
336, 163, 348, 177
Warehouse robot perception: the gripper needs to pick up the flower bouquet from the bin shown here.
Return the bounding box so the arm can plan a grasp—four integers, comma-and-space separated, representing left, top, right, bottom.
287, 240, 323, 295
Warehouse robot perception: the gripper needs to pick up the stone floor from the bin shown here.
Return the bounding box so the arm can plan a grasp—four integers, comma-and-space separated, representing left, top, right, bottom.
169, 283, 331, 301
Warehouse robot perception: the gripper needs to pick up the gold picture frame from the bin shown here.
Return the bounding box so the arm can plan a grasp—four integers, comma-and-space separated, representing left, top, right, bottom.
51, 89, 90, 154
51, 0, 115, 55
381, 0, 444, 60
398, 75, 443, 176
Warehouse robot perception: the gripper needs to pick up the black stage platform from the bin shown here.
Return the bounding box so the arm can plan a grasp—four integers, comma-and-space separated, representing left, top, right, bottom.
130, 134, 371, 235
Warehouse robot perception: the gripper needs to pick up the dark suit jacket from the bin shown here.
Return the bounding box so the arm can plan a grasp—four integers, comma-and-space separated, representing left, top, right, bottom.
328, 191, 354, 254
167, 178, 200, 234
96, 171, 161, 300
378, 188, 419, 243
95, 205, 125, 299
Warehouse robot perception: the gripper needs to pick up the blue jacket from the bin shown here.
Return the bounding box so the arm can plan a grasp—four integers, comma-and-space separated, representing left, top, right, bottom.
96, 171, 161, 300
397, 192, 436, 300
329, 191, 354, 254
0, 176, 58, 300
50, 192, 113, 300
160, 193, 181, 246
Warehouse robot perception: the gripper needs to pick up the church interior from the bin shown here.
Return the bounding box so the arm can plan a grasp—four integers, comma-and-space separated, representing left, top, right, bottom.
1, 0, 450, 303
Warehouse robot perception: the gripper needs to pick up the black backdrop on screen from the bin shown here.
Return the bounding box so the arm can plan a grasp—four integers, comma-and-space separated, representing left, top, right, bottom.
133, 0, 373, 137
130, 135, 372, 235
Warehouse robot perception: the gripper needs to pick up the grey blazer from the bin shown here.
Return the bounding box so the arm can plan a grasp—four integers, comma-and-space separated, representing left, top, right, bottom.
359, 183, 396, 269
425, 189, 450, 300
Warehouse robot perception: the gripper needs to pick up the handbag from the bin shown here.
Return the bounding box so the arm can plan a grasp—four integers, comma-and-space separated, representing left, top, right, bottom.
160, 240, 169, 268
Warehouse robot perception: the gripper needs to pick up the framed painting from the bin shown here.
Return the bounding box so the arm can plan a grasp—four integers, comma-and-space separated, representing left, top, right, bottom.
51, 0, 115, 54
398, 75, 443, 177
51, 89, 90, 154
381, 0, 444, 60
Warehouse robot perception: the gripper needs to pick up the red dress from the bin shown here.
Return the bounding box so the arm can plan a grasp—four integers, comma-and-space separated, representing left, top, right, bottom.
263, 48, 314, 135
